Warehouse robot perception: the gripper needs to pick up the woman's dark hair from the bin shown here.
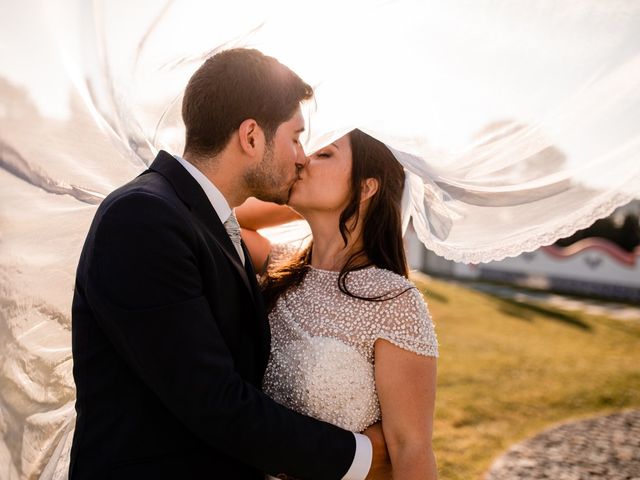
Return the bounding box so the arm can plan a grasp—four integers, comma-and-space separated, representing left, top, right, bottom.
262, 129, 410, 311
182, 48, 313, 157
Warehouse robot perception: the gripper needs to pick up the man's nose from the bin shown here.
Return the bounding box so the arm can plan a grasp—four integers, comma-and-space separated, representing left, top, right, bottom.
295, 151, 310, 170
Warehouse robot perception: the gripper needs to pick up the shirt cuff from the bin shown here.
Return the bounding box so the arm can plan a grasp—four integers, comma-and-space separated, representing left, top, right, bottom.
342, 433, 372, 480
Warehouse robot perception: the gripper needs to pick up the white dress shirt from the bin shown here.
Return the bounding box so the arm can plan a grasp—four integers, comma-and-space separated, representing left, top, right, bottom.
174, 155, 233, 229
173, 155, 372, 479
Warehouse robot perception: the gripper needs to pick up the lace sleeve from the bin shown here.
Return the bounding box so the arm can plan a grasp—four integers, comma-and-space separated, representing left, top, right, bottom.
376, 287, 439, 358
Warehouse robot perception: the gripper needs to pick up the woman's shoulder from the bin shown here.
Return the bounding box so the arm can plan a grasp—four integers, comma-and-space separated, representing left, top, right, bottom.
365, 269, 439, 357
366, 266, 415, 286
350, 266, 418, 297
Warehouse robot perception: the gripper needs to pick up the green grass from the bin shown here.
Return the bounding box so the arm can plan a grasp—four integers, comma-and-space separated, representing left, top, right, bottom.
410, 274, 640, 480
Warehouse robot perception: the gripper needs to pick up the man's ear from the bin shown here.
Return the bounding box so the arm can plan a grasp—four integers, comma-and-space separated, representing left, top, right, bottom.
361, 178, 379, 203
238, 119, 265, 156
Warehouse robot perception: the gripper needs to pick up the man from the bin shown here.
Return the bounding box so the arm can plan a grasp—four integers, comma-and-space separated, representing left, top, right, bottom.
70, 48, 388, 479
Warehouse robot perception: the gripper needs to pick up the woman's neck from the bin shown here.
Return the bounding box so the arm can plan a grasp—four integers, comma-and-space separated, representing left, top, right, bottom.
305, 212, 365, 271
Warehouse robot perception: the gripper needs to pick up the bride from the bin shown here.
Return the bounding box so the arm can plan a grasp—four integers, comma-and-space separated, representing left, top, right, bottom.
237, 128, 439, 479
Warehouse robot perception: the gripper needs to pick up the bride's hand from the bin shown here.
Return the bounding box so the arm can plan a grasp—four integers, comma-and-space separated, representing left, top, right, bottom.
363, 422, 392, 480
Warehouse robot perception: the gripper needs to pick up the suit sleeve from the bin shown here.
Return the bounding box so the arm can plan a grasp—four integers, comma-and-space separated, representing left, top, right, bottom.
83, 191, 355, 479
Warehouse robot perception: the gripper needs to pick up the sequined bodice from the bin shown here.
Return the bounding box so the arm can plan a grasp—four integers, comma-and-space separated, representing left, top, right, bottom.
262, 266, 439, 432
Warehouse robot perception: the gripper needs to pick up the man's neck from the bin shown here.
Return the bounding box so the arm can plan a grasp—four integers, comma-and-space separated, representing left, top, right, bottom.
183, 152, 247, 208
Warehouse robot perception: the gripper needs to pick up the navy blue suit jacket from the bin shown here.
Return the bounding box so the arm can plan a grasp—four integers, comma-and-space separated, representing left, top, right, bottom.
69, 151, 355, 479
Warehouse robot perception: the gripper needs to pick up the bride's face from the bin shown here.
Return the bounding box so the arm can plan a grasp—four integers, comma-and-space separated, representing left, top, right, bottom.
288, 134, 352, 214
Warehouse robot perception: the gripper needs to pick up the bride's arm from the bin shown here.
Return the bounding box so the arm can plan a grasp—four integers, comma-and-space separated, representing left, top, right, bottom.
236, 198, 302, 273
374, 339, 438, 479
236, 197, 302, 230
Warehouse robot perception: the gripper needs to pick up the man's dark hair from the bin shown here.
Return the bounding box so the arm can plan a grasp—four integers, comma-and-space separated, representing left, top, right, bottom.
182, 48, 313, 157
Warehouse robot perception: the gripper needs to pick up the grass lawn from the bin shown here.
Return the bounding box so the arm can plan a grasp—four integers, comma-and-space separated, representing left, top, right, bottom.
410, 274, 640, 480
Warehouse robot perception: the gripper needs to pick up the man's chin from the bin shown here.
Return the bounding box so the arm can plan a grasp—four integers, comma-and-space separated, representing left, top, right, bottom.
277, 182, 299, 205
251, 176, 298, 205
254, 189, 290, 205
276, 187, 293, 205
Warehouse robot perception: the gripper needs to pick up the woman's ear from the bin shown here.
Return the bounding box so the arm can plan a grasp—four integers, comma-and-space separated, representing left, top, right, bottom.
361, 178, 379, 203
238, 119, 265, 157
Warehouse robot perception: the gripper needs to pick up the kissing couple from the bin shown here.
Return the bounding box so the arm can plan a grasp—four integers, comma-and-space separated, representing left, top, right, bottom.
69, 48, 439, 480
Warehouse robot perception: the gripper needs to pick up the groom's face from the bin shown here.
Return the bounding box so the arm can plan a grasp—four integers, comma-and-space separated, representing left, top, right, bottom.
244, 108, 307, 204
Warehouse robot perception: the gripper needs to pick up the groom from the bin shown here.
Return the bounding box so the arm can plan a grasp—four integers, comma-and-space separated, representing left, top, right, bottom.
70, 48, 388, 479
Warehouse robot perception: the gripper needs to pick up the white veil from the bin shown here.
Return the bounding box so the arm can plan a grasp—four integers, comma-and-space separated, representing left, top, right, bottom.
1, 1, 639, 478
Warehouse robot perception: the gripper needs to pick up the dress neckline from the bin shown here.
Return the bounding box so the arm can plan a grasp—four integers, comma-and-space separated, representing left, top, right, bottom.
308, 265, 339, 274
308, 265, 377, 274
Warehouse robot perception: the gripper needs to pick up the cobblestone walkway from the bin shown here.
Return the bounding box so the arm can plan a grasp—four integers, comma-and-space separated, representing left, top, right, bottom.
485, 410, 640, 480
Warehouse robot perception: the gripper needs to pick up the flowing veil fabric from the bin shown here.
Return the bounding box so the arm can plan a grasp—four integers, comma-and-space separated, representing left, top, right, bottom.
1, 1, 639, 478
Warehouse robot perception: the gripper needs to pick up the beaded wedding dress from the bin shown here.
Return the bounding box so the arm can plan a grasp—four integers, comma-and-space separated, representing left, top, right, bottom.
262, 264, 439, 434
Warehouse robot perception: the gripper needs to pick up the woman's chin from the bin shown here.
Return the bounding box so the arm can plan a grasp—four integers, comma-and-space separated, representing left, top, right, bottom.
287, 195, 302, 210
288, 185, 319, 214
287, 186, 303, 209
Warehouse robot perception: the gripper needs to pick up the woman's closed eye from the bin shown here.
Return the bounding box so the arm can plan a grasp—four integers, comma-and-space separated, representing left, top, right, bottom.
316, 152, 331, 158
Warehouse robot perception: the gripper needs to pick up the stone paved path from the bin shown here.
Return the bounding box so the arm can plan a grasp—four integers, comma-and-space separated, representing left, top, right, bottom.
485, 410, 640, 480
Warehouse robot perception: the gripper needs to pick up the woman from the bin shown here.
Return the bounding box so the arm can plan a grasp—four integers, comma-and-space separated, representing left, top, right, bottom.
238, 129, 439, 479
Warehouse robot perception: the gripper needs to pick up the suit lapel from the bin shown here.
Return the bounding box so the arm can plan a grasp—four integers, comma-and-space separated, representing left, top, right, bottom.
191, 201, 257, 303
242, 241, 271, 366
146, 151, 256, 302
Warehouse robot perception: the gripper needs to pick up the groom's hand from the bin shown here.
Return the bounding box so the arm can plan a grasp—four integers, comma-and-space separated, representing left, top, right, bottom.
363, 422, 392, 479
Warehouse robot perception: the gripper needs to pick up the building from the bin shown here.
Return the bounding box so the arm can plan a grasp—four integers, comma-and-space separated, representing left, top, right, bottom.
409, 201, 640, 302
